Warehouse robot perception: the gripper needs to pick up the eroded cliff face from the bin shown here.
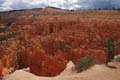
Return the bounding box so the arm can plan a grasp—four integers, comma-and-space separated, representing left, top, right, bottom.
0, 8, 120, 78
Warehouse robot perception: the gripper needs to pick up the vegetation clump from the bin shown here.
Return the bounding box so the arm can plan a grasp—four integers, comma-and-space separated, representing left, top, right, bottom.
75, 56, 97, 73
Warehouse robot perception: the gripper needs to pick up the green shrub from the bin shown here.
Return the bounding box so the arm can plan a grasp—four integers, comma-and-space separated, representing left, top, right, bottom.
75, 56, 97, 73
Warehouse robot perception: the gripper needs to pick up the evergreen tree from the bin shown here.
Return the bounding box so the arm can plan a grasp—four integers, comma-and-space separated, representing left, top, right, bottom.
104, 36, 115, 65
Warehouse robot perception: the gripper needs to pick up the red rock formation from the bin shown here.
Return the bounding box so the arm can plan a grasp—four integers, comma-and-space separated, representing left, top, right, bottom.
26, 44, 67, 77
0, 38, 20, 77
87, 49, 106, 64
71, 48, 106, 64
30, 53, 67, 77
70, 48, 87, 64
0, 23, 4, 28
0, 9, 120, 78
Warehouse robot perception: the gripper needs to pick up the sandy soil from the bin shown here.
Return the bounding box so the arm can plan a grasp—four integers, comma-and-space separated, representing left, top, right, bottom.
4, 61, 120, 80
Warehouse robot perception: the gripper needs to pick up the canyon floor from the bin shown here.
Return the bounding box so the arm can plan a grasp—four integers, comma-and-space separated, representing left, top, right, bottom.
4, 61, 120, 80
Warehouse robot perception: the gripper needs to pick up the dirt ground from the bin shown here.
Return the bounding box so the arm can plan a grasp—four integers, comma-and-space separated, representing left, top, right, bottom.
4, 61, 120, 80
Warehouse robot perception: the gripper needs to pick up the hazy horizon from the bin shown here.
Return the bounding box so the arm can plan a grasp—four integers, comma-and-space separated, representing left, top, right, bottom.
0, 0, 120, 12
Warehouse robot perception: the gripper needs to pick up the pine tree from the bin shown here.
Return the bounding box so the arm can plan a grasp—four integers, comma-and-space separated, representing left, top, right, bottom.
104, 36, 115, 65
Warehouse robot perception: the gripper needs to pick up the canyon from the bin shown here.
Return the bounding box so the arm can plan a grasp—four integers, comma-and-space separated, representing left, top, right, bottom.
0, 7, 120, 78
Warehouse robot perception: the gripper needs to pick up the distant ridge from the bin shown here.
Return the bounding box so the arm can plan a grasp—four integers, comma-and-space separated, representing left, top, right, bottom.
0, 6, 68, 13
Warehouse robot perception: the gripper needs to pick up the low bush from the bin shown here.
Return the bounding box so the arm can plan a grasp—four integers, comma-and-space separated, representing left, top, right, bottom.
75, 56, 97, 73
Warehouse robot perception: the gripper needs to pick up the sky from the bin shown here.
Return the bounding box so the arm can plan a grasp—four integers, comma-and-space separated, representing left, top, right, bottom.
0, 0, 120, 12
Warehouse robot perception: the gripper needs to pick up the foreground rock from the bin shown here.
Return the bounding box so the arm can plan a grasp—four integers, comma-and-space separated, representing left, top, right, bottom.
5, 61, 120, 80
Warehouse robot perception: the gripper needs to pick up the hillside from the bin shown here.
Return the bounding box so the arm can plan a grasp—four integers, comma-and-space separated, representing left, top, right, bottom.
0, 7, 120, 79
